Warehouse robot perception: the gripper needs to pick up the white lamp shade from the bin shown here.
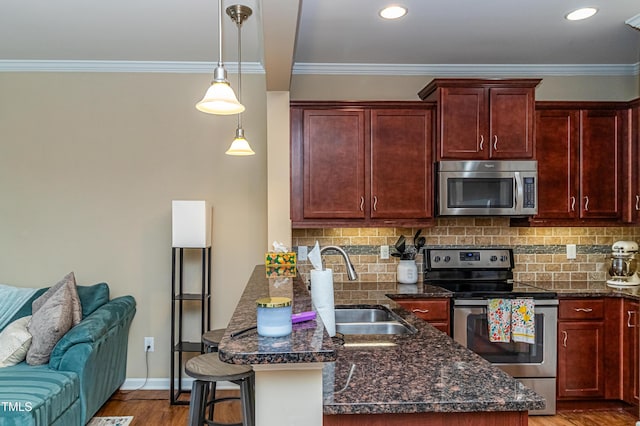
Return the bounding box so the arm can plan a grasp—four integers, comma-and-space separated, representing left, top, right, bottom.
172, 200, 212, 248
226, 133, 255, 156
195, 81, 245, 115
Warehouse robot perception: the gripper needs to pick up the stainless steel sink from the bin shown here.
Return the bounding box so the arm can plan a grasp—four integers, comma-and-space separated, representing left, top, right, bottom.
334, 307, 393, 323
334, 305, 416, 335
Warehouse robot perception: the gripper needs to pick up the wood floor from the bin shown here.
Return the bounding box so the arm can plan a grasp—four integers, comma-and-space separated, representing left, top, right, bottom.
96, 390, 639, 426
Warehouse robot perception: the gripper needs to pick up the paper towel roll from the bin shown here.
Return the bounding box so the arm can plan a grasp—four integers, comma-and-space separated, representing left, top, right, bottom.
310, 268, 335, 337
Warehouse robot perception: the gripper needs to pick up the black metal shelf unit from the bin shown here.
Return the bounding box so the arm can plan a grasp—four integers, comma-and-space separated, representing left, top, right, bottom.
170, 247, 211, 405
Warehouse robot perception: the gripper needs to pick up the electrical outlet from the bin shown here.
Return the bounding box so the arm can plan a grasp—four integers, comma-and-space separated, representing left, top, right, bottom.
566, 244, 577, 260
144, 337, 154, 352
298, 245, 308, 261
380, 245, 390, 260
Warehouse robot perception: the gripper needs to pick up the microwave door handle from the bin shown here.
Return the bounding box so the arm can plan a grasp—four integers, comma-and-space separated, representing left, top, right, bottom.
514, 172, 522, 209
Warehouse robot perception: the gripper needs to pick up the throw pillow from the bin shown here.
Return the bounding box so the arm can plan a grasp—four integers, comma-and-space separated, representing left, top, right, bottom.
27, 274, 80, 365
33, 272, 82, 326
0, 316, 32, 368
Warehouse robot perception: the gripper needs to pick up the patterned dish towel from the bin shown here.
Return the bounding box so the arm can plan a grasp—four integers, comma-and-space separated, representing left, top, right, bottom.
511, 298, 535, 344
488, 299, 511, 342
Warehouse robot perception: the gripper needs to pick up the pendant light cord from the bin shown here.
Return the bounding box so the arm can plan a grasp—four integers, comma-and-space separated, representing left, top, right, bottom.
236, 13, 243, 128
217, 0, 223, 67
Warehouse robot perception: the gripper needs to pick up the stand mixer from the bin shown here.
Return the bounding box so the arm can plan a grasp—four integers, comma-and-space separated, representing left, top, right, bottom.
606, 241, 640, 288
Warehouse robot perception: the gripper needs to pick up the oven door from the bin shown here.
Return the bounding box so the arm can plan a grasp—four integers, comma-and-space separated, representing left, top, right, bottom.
453, 299, 557, 378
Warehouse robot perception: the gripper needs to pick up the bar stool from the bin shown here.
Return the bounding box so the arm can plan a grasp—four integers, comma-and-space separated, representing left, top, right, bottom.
202, 329, 226, 353
186, 353, 255, 426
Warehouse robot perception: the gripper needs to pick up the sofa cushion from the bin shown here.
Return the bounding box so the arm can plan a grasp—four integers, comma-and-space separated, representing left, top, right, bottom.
0, 316, 32, 368
32, 272, 82, 327
27, 274, 81, 365
0, 362, 80, 425
77, 282, 110, 318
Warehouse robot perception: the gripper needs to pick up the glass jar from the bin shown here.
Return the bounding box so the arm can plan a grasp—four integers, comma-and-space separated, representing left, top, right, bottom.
256, 297, 292, 337
397, 260, 418, 284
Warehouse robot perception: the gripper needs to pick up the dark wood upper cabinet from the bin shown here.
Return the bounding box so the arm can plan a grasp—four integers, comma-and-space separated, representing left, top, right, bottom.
290, 102, 434, 228
626, 100, 640, 223
527, 103, 627, 225
419, 79, 540, 160
301, 109, 366, 219
535, 109, 580, 219
370, 109, 432, 219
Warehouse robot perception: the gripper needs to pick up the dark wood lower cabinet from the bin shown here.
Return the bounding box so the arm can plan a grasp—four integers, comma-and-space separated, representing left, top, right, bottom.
557, 320, 605, 399
323, 411, 527, 426
394, 298, 451, 335
623, 299, 639, 405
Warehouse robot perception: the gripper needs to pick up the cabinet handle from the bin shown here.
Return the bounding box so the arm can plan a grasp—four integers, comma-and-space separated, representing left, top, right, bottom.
562, 330, 568, 347
636, 195, 639, 211
373, 196, 378, 211
360, 196, 364, 211
628, 311, 637, 328
583, 196, 589, 211
570, 196, 576, 212
493, 135, 498, 151
574, 307, 593, 313
479, 135, 484, 151
412, 309, 430, 314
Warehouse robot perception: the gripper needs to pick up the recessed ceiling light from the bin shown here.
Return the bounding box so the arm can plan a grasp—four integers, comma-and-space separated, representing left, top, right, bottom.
565, 7, 598, 21
379, 5, 407, 20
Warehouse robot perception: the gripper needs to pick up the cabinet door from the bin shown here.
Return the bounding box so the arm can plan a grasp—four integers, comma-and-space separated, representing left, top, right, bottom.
623, 299, 639, 405
370, 109, 433, 219
394, 299, 450, 335
579, 109, 623, 219
630, 104, 640, 222
557, 321, 605, 399
302, 110, 366, 219
438, 87, 487, 159
535, 109, 580, 219
489, 87, 535, 159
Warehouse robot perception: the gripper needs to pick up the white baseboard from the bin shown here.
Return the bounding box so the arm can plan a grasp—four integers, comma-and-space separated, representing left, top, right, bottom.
120, 378, 239, 391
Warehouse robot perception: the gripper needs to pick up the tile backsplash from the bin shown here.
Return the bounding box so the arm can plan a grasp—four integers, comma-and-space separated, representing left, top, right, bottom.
292, 218, 640, 303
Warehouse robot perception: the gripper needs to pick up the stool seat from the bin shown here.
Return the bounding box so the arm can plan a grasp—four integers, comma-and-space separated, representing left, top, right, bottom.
202, 329, 226, 351
186, 353, 255, 426
186, 353, 253, 382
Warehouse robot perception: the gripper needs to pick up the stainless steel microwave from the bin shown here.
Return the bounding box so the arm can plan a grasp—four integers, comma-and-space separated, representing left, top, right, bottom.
437, 160, 538, 216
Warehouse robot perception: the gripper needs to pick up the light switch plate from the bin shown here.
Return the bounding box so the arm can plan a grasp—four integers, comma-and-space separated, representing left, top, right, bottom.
380, 245, 390, 260
298, 245, 308, 261
566, 244, 577, 260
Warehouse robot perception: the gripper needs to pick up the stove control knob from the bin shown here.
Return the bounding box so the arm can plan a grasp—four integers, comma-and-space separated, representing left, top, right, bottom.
490, 255, 498, 262
500, 255, 508, 262
443, 256, 451, 263
433, 256, 441, 263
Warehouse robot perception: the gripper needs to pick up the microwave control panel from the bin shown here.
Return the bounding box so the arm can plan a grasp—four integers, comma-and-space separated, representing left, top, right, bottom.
523, 177, 536, 209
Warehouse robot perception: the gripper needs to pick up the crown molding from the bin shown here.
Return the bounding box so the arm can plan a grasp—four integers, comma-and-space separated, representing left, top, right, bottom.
0, 60, 265, 74
292, 62, 640, 77
0, 60, 637, 77
626, 13, 640, 30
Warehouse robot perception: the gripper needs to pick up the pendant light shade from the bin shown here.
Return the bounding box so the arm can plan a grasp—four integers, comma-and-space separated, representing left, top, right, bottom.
225, 4, 255, 156
226, 127, 255, 156
196, 67, 244, 115
195, 0, 244, 115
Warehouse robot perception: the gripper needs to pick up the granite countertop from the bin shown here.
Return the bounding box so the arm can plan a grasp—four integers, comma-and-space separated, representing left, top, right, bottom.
220, 266, 543, 415
217, 266, 336, 365
323, 305, 544, 414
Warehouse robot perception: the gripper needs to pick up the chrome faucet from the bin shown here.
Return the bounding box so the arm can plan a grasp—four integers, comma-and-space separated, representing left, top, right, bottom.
320, 245, 358, 281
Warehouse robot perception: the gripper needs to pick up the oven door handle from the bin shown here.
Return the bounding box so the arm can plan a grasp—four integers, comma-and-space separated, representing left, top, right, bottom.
454, 298, 558, 307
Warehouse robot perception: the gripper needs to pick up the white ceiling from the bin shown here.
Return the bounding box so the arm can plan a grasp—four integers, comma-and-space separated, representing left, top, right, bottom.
1, 0, 639, 88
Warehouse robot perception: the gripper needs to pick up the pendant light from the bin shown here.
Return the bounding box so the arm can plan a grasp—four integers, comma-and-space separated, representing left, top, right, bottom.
195, 0, 244, 115
225, 4, 255, 156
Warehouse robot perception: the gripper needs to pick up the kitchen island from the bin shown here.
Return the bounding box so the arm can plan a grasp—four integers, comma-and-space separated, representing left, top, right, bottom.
218, 266, 544, 426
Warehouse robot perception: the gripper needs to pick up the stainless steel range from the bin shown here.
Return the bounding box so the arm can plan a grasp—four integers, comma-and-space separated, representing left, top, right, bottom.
424, 247, 558, 415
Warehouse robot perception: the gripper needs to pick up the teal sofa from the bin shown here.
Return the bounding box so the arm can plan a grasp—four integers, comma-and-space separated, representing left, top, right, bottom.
0, 283, 136, 426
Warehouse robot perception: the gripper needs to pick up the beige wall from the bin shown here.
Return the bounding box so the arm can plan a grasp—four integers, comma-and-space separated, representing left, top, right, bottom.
290, 74, 640, 101
0, 72, 268, 382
